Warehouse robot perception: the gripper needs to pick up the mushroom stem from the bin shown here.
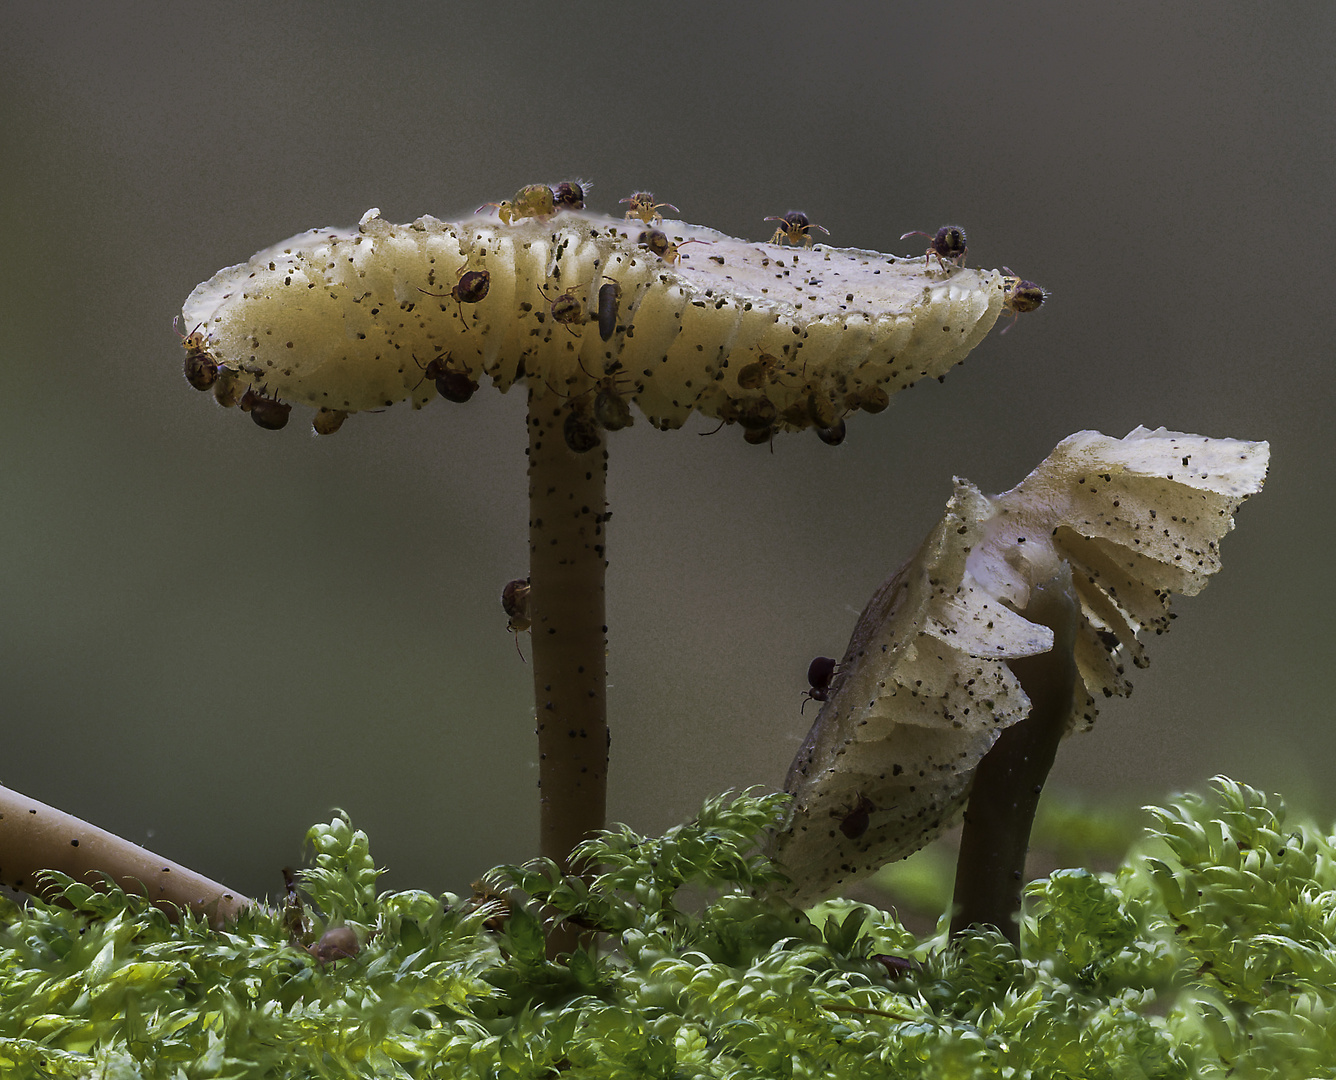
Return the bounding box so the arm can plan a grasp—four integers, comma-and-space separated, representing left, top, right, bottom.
949, 563, 1080, 949
526, 383, 609, 881
0, 783, 249, 927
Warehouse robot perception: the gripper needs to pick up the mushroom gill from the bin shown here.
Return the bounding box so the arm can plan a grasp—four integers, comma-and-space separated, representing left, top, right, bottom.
180, 206, 1008, 438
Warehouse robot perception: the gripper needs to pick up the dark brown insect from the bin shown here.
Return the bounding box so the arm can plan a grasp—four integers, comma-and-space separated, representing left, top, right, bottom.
764, 211, 829, 248
416, 352, 478, 403
803, 656, 838, 713
453, 269, 491, 305
502, 578, 531, 628
239, 386, 291, 430
438, 369, 478, 402
900, 225, 968, 271
871, 954, 923, 981
597, 280, 621, 342
999, 268, 1048, 334
312, 408, 348, 435
551, 180, 587, 210
501, 577, 531, 660
837, 794, 876, 840
563, 407, 600, 453
308, 925, 360, 966
177, 320, 218, 391
419, 267, 491, 318
621, 191, 678, 225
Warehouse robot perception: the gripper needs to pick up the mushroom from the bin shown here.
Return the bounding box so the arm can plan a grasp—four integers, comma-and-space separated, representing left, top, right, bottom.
770, 426, 1270, 940
176, 187, 1023, 891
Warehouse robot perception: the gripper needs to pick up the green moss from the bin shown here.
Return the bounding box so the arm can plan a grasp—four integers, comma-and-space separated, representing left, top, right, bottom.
2, 780, 1333, 1077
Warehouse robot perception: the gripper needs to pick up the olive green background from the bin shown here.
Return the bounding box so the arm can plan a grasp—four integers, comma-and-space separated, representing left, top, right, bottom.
1, 3, 1329, 901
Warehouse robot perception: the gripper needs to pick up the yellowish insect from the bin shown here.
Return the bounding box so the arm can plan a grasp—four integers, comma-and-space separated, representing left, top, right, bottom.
312, 408, 348, 435
478, 183, 557, 225
621, 191, 678, 225
176, 318, 218, 391
734, 353, 786, 391
764, 211, 829, 247
591, 365, 637, 432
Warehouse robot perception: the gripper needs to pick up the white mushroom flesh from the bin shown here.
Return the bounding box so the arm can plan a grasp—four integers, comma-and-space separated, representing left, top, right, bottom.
181, 209, 1006, 429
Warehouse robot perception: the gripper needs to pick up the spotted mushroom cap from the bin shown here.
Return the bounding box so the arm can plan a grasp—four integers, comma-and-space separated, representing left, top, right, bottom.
181, 207, 1008, 432
769, 426, 1269, 905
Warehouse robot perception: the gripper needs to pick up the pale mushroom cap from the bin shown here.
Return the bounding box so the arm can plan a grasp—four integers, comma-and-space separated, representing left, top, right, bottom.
770, 426, 1269, 904
182, 208, 1007, 430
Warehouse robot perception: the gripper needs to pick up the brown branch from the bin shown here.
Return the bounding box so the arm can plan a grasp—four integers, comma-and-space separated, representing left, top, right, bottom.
0, 783, 250, 927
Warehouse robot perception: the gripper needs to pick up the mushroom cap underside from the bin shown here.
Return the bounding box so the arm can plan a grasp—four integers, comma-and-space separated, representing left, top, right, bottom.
182, 209, 1006, 430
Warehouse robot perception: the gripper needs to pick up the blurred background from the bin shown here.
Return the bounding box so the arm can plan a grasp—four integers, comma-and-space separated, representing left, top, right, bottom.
1, 3, 1330, 903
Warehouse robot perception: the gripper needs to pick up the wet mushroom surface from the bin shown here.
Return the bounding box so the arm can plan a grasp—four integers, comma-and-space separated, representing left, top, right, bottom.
181, 206, 1010, 441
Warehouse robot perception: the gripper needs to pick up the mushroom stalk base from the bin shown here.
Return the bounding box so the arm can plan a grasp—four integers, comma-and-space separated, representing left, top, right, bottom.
0, 784, 249, 927
526, 385, 609, 882
949, 564, 1079, 949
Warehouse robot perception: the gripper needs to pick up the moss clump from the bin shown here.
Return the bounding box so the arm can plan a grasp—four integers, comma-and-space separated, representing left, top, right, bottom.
0, 779, 1330, 1078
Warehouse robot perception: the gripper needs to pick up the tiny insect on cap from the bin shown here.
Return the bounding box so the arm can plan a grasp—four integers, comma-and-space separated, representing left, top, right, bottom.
183, 352, 218, 391
807, 656, 837, 689
249, 396, 292, 430
552, 181, 586, 210
436, 370, 477, 403
765, 211, 830, 247
597, 281, 620, 342
1004, 278, 1047, 314
181, 204, 1011, 435
902, 225, 968, 270
594, 387, 634, 431
933, 225, 967, 259
453, 270, 491, 305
